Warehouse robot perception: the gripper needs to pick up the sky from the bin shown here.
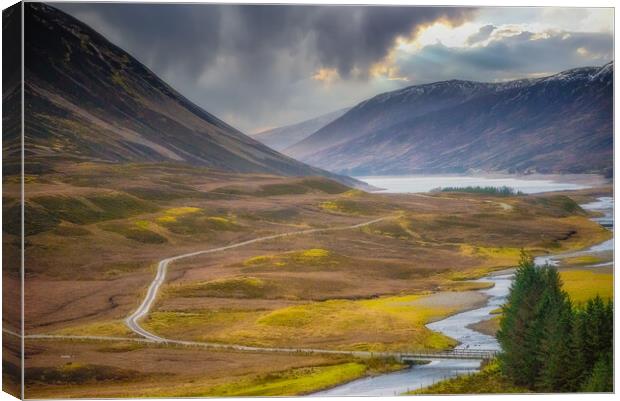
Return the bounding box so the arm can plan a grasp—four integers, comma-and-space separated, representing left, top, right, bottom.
55, 3, 613, 134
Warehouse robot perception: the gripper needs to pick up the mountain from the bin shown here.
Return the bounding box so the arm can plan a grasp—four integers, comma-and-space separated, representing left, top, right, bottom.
252, 108, 349, 151
16, 3, 359, 186
286, 64, 613, 176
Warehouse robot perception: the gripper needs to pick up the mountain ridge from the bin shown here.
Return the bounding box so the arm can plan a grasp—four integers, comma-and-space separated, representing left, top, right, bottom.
252, 108, 349, 151
16, 3, 360, 187
286, 63, 613, 176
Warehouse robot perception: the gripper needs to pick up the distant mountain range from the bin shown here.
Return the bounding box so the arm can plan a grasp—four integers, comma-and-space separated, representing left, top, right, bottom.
12, 3, 360, 186
252, 108, 349, 151
286, 63, 613, 176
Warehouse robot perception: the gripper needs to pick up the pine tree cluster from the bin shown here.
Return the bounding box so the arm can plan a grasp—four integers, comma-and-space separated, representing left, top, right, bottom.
497, 254, 613, 392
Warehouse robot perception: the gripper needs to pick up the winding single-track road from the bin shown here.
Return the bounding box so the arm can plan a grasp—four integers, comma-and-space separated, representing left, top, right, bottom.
7, 214, 502, 361
125, 216, 393, 342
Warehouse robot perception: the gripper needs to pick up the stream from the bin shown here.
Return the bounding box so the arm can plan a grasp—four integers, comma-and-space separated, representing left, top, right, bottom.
315, 197, 613, 396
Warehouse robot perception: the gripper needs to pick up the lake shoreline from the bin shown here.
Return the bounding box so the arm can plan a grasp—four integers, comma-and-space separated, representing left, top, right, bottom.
359, 173, 610, 194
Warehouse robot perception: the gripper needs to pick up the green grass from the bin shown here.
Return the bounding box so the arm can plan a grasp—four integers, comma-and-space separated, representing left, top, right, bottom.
410, 360, 527, 394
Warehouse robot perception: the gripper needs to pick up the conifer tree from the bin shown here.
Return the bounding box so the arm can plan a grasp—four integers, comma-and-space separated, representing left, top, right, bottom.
497, 253, 546, 386
566, 308, 589, 390
581, 352, 613, 392
534, 269, 573, 392
497, 253, 613, 393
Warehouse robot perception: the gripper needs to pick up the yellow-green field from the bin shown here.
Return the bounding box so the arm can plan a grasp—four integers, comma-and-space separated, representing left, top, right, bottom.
561, 255, 603, 266
560, 269, 613, 304
144, 292, 470, 351
170, 361, 400, 397
53, 320, 135, 337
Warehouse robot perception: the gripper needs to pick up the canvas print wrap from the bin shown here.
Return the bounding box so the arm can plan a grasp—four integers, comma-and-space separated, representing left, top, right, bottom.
1, 1, 614, 398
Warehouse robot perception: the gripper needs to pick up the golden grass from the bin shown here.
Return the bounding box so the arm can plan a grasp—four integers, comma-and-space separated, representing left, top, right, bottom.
199, 293, 459, 351
155, 206, 201, 223
442, 280, 495, 292
561, 255, 603, 266
163, 206, 201, 216
190, 362, 368, 396
244, 255, 274, 266
342, 189, 366, 198
242, 248, 338, 270
560, 269, 613, 304
156, 215, 176, 223
468, 316, 500, 336
144, 310, 260, 336
459, 245, 522, 266
299, 248, 330, 258
53, 320, 134, 337
553, 216, 612, 251
363, 219, 412, 239
165, 276, 271, 299
319, 200, 373, 215
144, 291, 461, 351
56, 359, 401, 398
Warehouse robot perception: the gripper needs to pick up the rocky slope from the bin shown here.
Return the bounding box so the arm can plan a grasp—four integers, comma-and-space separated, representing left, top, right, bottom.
16, 3, 356, 186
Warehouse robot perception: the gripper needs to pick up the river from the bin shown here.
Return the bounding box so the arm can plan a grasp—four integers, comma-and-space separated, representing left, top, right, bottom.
315, 194, 612, 396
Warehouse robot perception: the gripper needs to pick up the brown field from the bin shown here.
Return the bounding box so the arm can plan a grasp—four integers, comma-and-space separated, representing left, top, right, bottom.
23, 339, 400, 398
3, 161, 611, 397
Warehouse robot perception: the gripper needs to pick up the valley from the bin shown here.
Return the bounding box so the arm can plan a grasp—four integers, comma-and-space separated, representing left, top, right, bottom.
2, 3, 614, 398
5, 162, 611, 397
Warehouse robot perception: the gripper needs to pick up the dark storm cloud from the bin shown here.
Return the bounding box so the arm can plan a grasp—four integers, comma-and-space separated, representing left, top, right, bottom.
57, 3, 475, 78
397, 30, 613, 83
465, 24, 496, 45
51, 3, 611, 133
54, 3, 476, 131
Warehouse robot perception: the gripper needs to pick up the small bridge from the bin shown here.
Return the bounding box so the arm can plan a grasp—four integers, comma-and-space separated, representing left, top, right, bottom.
395, 349, 499, 363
